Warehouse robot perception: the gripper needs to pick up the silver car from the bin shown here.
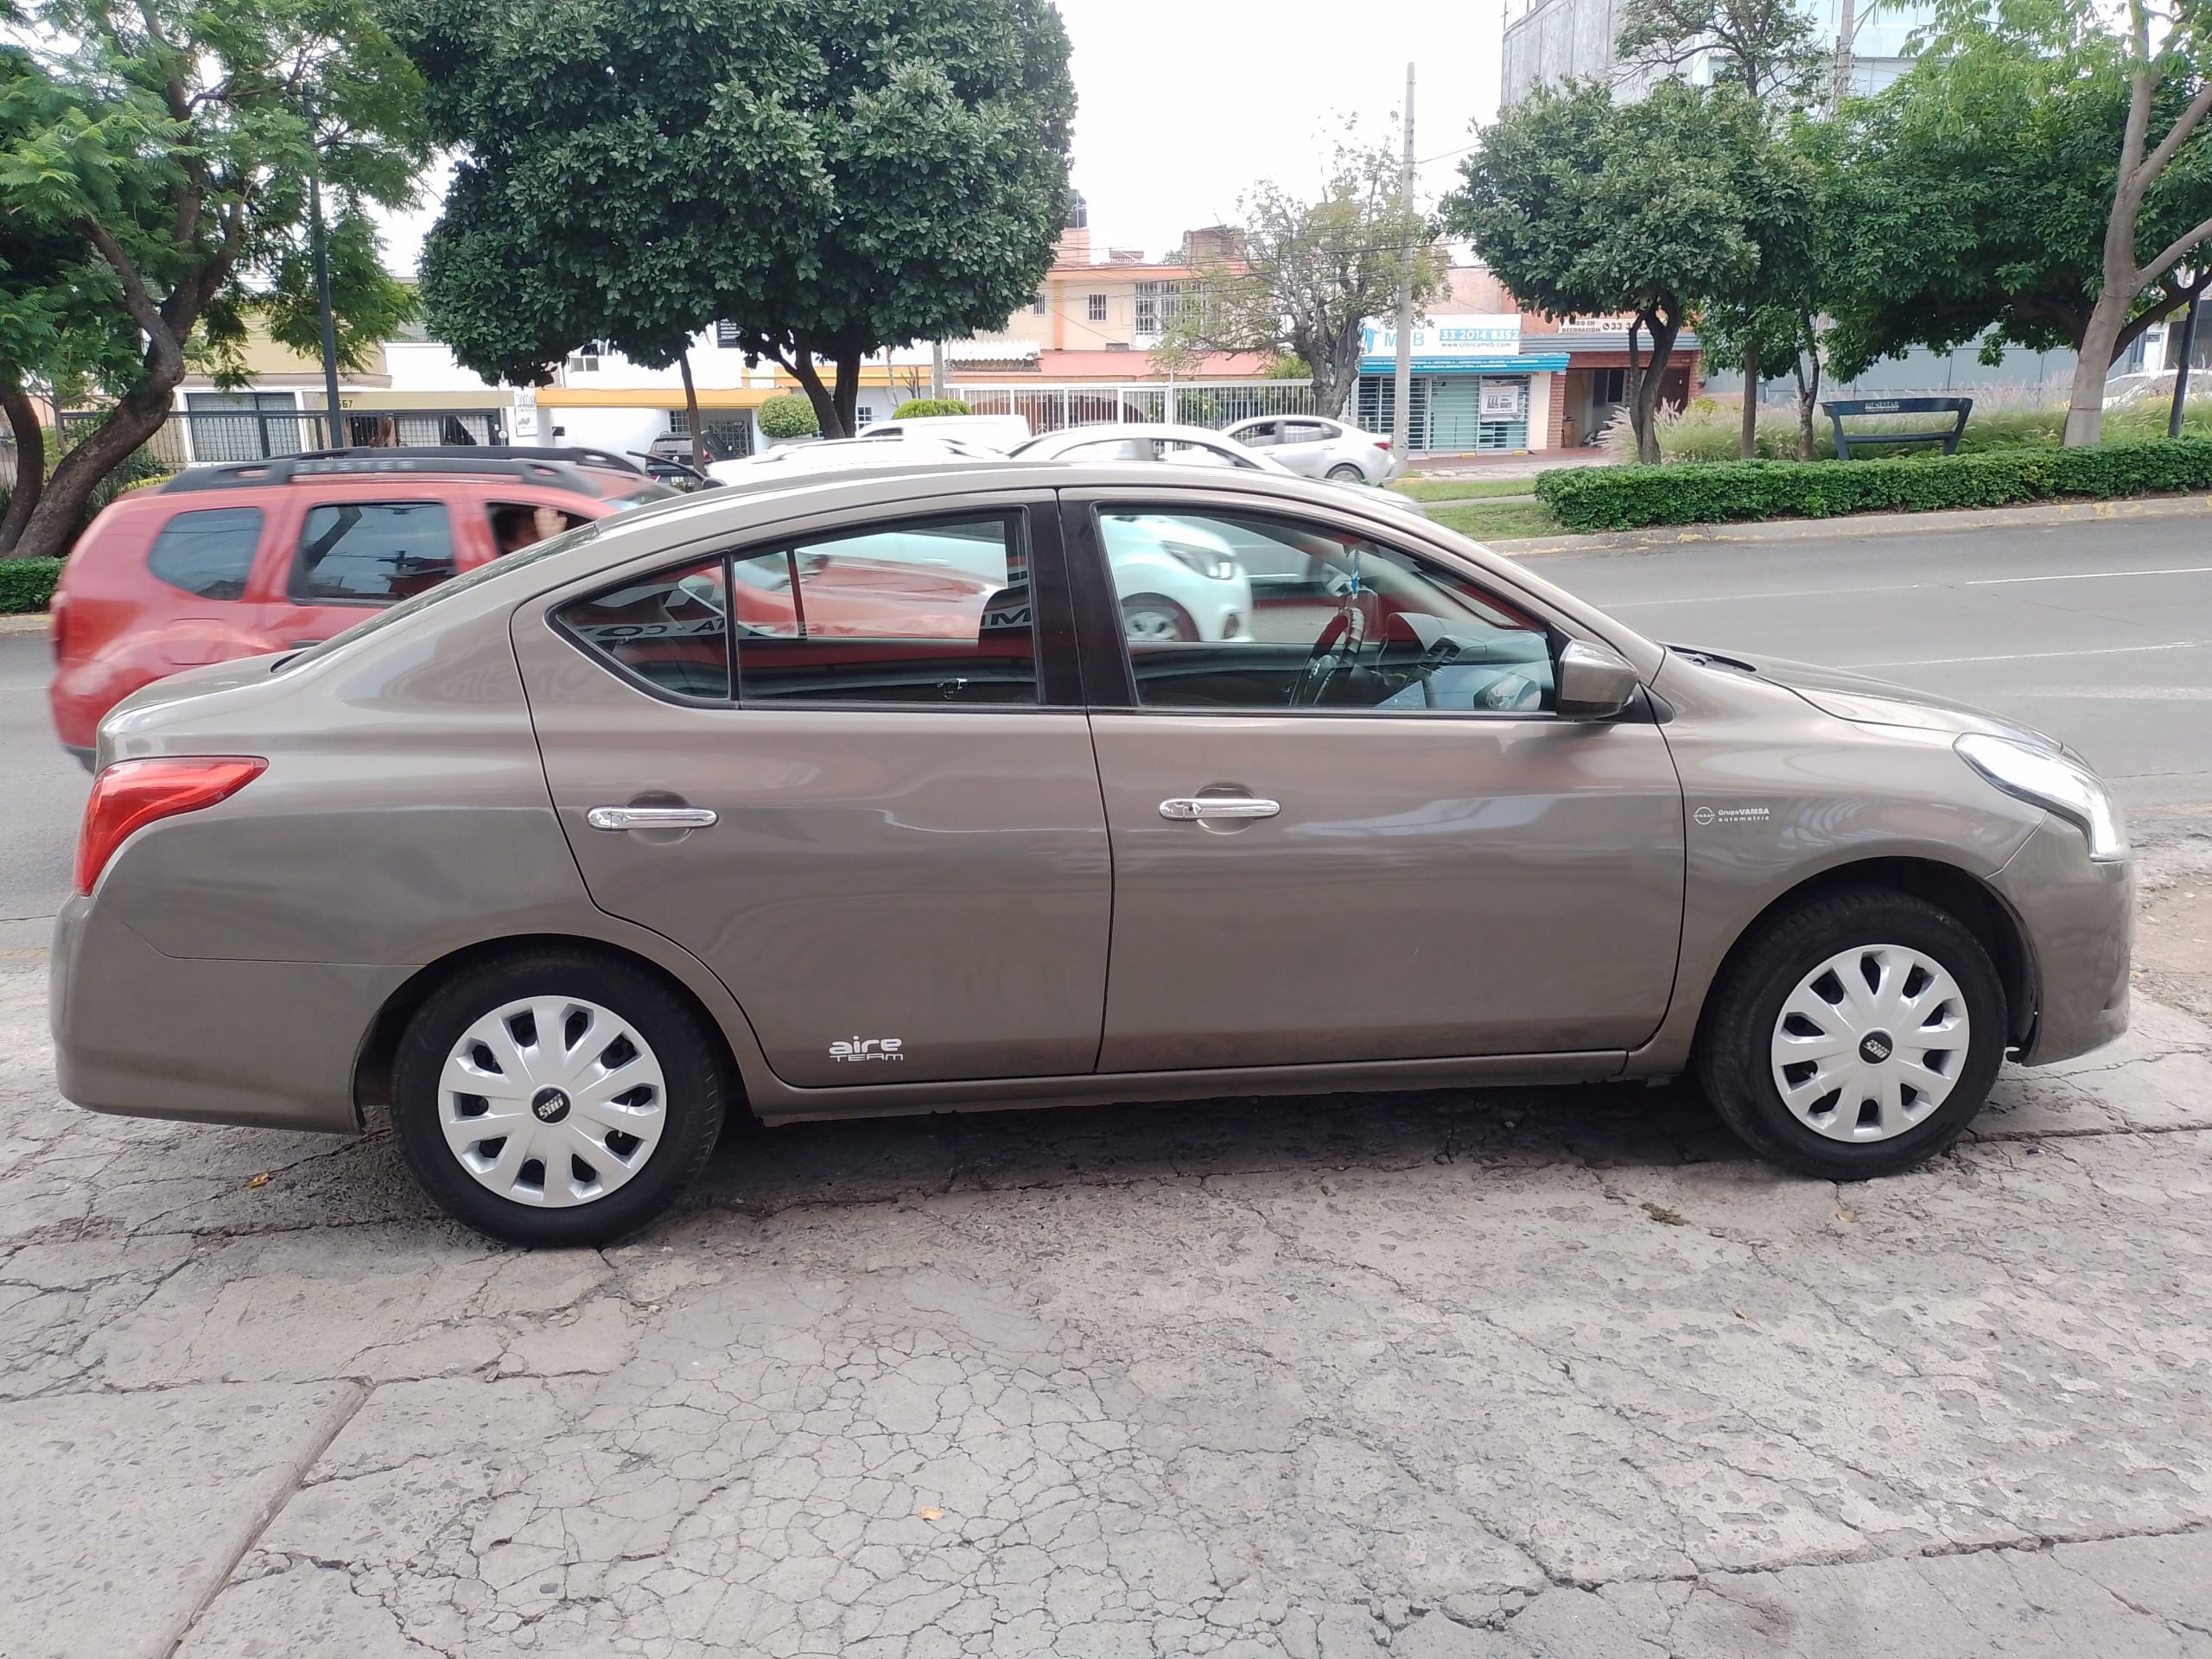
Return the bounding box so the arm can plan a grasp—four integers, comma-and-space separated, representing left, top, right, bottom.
1224, 415, 1405, 484
53, 460, 2131, 1247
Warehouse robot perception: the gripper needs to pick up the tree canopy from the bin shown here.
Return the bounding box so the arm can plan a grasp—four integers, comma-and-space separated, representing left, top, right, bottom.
1150, 136, 1442, 423
0, 0, 425, 558
393, 0, 1076, 439
1446, 79, 1814, 461
1614, 0, 1823, 105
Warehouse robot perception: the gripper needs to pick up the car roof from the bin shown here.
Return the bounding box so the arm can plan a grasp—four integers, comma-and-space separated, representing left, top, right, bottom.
156, 451, 631, 499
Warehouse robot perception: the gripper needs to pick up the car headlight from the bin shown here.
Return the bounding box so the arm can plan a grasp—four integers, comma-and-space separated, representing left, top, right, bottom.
1161, 541, 1240, 581
1955, 733, 2127, 861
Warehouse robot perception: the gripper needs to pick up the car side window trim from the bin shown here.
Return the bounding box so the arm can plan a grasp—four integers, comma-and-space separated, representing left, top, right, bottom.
548, 502, 1085, 712
1060, 496, 1597, 723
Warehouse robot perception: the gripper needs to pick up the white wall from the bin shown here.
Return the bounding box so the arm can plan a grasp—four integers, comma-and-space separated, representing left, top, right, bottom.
543, 407, 670, 455
1526, 372, 1554, 450
383, 340, 505, 397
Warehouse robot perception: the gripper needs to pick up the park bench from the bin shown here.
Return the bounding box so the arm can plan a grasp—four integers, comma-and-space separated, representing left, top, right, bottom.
1821, 396, 1973, 460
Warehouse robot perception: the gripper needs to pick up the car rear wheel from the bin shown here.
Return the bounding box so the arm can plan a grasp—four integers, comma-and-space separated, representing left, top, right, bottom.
390, 947, 725, 1246
1121, 594, 1198, 642
1695, 890, 2006, 1179
1327, 463, 1366, 482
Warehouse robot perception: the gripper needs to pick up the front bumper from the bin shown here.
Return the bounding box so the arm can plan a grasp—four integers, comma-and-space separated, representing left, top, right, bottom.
1989, 817, 2133, 1065
50, 896, 404, 1135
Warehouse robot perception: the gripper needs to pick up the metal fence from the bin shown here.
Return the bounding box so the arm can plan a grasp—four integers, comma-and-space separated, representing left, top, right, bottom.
59, 406, 509, 469
955, 380, 1327, 435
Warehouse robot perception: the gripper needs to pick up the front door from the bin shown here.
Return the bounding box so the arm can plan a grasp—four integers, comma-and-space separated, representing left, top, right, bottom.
1070, 496, 1685, 1072
514, 499, 1111, 1088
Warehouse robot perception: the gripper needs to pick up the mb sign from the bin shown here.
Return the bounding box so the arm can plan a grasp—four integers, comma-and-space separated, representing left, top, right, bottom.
1362, 313, 1522, 358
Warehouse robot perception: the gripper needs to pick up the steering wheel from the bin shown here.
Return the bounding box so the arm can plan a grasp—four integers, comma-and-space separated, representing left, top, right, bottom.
1479, 670, 1545, 712
1291, 607, 1365, 708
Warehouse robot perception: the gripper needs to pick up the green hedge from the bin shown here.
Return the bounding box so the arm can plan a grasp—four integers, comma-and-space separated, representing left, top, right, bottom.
0, 557, 63, 614
891, 397, 972, 418
756, 393, 821, 440
1536, 439, 2212, 532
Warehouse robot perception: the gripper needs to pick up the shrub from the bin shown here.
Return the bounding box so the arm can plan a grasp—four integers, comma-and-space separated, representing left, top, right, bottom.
891, 397, 972, 419
1535, 438, 2212, 531
756, 394, 821, 440
0, 556, 63, 613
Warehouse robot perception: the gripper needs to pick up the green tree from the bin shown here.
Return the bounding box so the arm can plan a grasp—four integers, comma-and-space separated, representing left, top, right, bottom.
1909, 0, 2212, 442
1152, 137, 1443, 423
1615, 0, 1824, 106
0, 0, 426, 561
1613, 0, 1827, 457
1821, 18, 2212, 435
1446, 79, 1813, 462
392, 0, 1075, 441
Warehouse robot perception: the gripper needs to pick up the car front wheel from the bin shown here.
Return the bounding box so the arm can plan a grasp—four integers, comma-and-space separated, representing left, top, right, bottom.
1695, 890, 2007, 1179
390, 947, 726, 1246
1327, 463, 1366, 482
1121, 594, 1198, 642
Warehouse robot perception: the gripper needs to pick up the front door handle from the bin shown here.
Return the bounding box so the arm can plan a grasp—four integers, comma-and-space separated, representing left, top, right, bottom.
1159, 797, 1281, 822
586, 805, 719, 831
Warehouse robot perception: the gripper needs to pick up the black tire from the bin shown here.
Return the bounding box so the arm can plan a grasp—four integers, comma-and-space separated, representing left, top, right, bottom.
1326, 463, 1366, 482
390, 946, 727, 1246
1120, 594, 1199, 643
1694, 889, 2007, 1180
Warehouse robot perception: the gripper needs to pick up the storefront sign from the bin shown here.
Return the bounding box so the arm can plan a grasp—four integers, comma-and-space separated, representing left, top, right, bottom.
1479, 380, 1527, 416
1361, 313, 1522, 358
512, 385, 539, 439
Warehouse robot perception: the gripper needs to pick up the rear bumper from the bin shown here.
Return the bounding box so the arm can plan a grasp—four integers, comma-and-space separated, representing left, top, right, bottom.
50, 897, 402, 1135
1990, 818, 2133, 1065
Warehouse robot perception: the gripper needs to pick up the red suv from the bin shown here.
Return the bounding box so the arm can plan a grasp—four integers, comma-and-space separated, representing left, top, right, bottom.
50, 448, 676, 762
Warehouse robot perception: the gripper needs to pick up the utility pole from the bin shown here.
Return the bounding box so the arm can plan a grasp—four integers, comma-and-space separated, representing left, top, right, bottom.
931, 339, 946, 403
303, 96, 345, 449
1831, 0, 1859, 112
2171, 284, 2202, 440
1391, 63, 1415, 458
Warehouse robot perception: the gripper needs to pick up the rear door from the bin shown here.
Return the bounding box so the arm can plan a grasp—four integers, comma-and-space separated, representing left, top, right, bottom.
1065, 489, 1686, 1072
512, 493, 1112, 1088
1271, 420, 1343, 476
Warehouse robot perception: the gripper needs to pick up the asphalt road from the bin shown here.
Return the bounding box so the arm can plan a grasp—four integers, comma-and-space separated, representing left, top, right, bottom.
3, 509, 2209, 924
1526, 512, 2212, 810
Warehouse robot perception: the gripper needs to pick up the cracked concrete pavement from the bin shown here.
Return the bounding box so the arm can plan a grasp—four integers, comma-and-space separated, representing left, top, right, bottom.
2, 816, 2209, 1657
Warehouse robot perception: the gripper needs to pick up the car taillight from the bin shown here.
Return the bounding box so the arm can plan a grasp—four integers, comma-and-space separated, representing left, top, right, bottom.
75, 757, 266, 895
1373, 438, 1392, 449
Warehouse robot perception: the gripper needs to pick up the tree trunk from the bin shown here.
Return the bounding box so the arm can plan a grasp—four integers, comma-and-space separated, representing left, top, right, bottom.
1624, 317, 1647, 462
1630, 307, 1680, 466
0, 377, 46, 557
1738, 338, 1759, 460
831, 346, 863, 439
677, 351, 707, 473
7, 385, 175, 564
2065, 287, 2134, 446
785, 338, 844, 440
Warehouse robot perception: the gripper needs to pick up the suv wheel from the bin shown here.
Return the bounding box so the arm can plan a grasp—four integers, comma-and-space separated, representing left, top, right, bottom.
390, 948, 725, 1246
1696, 890, 2006, 1179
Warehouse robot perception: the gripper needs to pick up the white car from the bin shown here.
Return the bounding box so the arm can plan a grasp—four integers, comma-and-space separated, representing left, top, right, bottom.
859, 413, 1033, 451
830, 517, 1252, 644
1223, 414, 1405, 484
1010, 423, 1427, 517
704, 436, 999, 485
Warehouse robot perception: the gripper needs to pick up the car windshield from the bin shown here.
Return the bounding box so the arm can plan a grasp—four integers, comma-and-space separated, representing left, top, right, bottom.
278, 514, 620, 670
591, 478, 683, 508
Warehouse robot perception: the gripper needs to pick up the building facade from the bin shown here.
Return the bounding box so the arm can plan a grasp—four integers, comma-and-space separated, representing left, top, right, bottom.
1500, 0, 1930, 107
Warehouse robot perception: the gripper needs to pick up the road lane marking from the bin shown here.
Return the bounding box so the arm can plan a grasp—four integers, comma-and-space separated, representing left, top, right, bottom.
1964, 564, 2212, 586
1843, 640, 2211, 668
1605, 565, 2212, 609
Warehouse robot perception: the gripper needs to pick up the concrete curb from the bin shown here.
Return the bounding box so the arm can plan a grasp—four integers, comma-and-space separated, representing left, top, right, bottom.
1487, 491, 2212, 557
0, 612, 50, 635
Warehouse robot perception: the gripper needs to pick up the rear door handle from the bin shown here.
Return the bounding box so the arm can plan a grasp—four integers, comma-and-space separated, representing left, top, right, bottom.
1160, 797, 1281, 821
586, 805, 719, 831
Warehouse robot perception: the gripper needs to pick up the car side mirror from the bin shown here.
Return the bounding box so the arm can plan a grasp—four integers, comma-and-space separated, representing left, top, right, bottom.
1554, 639, 1641, 720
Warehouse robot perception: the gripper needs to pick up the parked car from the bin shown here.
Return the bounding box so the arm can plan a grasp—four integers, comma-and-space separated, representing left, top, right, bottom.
1224, 414, 1405, 484
703, 436, 998, 485
54, 459, 2130, 1247
48, 448, 677, 764
1008, 423, 1427, 516
859, 413, 1033, 450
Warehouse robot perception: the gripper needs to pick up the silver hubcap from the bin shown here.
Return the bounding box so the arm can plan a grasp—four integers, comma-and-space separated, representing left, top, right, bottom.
1122, 606, 1184, 642
439, 995, 666, 1206
1770, 944, 1970, 1142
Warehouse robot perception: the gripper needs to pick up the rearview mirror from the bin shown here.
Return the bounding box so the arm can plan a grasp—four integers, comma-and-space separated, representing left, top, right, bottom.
1554, 639, 1641, 720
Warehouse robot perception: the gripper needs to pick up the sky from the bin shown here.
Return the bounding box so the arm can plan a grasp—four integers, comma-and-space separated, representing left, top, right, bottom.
378, 0, 1510, 278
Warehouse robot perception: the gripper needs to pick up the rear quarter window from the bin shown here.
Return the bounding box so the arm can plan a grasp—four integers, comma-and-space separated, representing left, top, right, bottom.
145, 506, 264, 601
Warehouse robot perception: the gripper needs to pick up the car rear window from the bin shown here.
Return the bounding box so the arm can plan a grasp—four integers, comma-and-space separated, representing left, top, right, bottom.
145, 506, 264, 601
293, 501, 457, 604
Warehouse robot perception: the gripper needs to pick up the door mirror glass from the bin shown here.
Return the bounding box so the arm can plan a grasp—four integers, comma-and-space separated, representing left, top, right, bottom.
1554, 639, 1641, 719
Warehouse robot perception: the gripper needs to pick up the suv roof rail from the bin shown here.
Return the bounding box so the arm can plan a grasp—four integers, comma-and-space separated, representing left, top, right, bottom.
289, 444, 646, 474
161, 452, 613, 495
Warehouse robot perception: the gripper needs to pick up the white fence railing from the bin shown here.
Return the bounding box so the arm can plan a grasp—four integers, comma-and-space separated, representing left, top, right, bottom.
955, 380, 1332, 435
